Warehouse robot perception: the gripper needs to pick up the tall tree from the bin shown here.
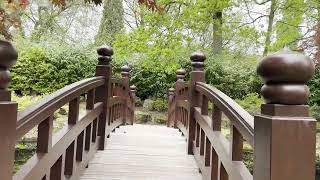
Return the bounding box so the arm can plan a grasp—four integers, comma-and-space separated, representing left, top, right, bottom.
95, 0, 124, 46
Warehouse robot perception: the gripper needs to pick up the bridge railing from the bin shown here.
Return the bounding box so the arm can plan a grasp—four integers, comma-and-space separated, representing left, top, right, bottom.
0, 41, 136, 180
168, 50, 317, 180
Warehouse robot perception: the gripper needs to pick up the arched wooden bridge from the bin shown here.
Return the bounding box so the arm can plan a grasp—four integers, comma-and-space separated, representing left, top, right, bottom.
0, 41, 317, 180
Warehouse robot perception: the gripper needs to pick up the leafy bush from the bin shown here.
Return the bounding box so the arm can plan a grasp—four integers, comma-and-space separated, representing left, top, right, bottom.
11, 45, 97, 95
236, 93, 263, 114
12, 93, 42, 111
309, 68, 320, 106
143, 99, 154, 111
151, 98, 168, 112
310, 105, 320, 121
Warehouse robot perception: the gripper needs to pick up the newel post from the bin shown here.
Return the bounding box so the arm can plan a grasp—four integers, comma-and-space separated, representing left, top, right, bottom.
0, 40, 18, 180
167, 88, 175, 127
121, 65, 130, 125
96, 46, 113, 150
254, 49, 316, 180
130, 85, 137, 125
187, 52, 206, 154
174, 68, 186, 128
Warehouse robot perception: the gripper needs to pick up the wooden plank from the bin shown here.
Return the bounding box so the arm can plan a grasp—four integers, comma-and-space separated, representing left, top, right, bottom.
80, 124, 203, 180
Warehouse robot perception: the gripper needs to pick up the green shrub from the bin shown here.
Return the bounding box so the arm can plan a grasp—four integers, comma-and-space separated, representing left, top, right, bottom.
151, 98, 168, 112
135, 111, 152, 123
11, 45, 97, 95
12, 93, 42, 111
236, 93, 263, 114
311, 105, 320, 121
143, 99, 154, 111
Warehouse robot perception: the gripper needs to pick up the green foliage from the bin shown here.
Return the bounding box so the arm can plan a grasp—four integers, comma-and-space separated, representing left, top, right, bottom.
236, 93, 263, 114
205, 53, 262, 100
151, 98, 168, 112
12, 93, 42, 111
317, 156, 320, 179
11, 44, 97, 95
95, 0, 124, 46
130, 60, 179, 100
310, 104, 320, 121
309, 68, 320, 105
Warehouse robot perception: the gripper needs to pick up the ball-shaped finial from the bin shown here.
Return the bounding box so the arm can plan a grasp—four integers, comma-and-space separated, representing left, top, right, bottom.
190, 52, 206, 70
257, 48, 315, 105
97, 45, 113, 65
97, 45, 113, 56
0, 40, 18, 68
0, 40, 18, 90
121, 65, 130, 77
176, 68, 186, 80
121, 65, 130, 72
130, 85, 136, 91
169, 88, 175, 95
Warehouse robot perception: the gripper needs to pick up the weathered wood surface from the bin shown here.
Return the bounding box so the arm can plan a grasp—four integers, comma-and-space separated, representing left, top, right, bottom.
80, 124, 202, 180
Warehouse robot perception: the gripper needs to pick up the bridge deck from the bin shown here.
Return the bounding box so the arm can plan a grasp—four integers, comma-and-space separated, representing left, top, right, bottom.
80, 124, 202, 180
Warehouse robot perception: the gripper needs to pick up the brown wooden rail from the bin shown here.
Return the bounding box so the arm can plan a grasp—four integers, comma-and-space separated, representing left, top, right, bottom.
0, 41, 136, 180
168, 50, 317, 180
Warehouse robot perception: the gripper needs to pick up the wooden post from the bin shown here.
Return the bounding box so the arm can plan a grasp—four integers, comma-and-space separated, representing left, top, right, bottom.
254, 49, 316, 180
0, 40, 18, 180
121, 65, 130, 125
95, 46, 113, 150
130, 85, 137, 125
174, 68, 186, 128
187, 52, 206, 154
167, 88, 175, 127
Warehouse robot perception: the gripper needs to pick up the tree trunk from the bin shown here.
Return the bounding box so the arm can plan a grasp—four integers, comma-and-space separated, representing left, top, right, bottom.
95, 0, 124, 46
263, 0, 276, 56
212, 12, 223, 54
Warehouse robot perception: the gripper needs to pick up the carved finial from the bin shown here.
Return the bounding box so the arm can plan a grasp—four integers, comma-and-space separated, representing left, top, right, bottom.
169, 88, 175, 95
130, 85, 136, 92
257, 49, 315, 105
191, 52, 206, 71
176, 68, 186, 81
97, 45, 113, 65
121, 65, 130, 77
0, 40, 18, 90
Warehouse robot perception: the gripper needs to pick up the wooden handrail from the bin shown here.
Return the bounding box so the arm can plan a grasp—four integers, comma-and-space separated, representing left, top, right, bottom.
16, 77, 105, 141
195, 82, 254, 146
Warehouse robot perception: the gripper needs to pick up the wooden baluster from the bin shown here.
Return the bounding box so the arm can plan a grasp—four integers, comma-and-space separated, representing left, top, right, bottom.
130, 85, 137, 125
95, 46, 113, 150
86, 89, 95, 110
121, 65, 130, 125
205, 137, 211, 166
64, 97, 80, 175
85, 124, 92, 151
231, 126, 243, 161
0, 40, 18, 180
69, 97, 80, 124
76, 131, 84, 161
254, 49, 316, 180
220, 163, 229, 180
199, 129, 205, 156
50, 156, 63, 180
211, 147, 219, 180
92, 118, 97, 142
174, 69, 186, 128
195, 122, 200, 147
167, 88, 174, 127
65, 141, 75, 176
212, 104, 222, 131
187, 52, 206, 154
37, 115, 53, 153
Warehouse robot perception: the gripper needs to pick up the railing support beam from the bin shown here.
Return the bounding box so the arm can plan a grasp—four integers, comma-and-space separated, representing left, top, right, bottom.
187, 52, 206, 155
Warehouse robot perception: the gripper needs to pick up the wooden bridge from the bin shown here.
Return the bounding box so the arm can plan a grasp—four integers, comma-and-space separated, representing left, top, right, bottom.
0, 40, 317, 180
